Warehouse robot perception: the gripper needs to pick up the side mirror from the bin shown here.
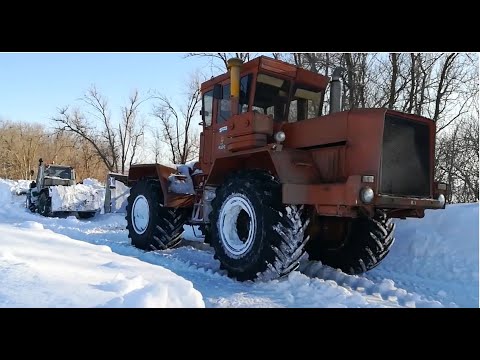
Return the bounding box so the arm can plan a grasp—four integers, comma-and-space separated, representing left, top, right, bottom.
30, 170, 34, 176
213, 84, 222, 99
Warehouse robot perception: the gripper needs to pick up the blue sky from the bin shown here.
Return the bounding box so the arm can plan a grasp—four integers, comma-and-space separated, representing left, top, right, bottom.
0, 53, 223, 126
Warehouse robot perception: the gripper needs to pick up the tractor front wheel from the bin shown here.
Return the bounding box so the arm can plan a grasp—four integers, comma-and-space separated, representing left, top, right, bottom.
209, 170, 310, 282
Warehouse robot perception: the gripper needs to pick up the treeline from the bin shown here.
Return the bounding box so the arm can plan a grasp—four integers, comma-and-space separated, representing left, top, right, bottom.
0, 120, 108, 182
281, 53, 479, 203
1, 53, 478, 204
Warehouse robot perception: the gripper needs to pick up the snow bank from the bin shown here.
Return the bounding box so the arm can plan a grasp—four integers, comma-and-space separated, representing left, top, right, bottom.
12, 180, 31, 195
374, 203, 479, 307
301, 203, 479, 307
0, 222, 205, 308
0, 179, 17, 215
0, 178, 30, 196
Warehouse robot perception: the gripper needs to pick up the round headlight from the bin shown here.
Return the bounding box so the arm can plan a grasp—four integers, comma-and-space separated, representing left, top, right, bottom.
274, 131, 286, 143
437, 194, 445, 207
360, 187, 374, 204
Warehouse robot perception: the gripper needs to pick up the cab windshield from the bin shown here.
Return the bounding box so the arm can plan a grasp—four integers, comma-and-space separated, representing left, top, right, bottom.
45, 166, 72, 180
251, 74, 322, 122
252, 74, 290, 122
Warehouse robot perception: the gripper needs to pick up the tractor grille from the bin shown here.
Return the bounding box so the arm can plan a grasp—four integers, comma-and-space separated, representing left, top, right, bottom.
380, 115, 430, 197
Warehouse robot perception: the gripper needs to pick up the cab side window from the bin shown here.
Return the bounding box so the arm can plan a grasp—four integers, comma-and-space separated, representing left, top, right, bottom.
218, 83, 231, 123
239, 74, 252, 113
202, 90, 213, 127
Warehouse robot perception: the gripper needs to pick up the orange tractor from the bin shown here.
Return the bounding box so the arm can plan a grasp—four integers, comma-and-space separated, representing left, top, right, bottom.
125, 56, 447, 281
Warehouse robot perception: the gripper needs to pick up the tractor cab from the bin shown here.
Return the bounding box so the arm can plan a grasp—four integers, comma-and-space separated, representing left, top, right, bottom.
199, 56, 330, 173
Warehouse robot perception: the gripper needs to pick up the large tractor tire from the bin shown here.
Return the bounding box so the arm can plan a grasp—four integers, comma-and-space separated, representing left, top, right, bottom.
209, 170, 310, 282
126, 179, 189, 251
305, 211, 395, 274
37, 191, 53, 217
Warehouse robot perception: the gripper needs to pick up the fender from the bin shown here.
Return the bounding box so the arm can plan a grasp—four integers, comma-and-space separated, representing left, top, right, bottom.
205, 147, 320, 187
128, 164, 194, 208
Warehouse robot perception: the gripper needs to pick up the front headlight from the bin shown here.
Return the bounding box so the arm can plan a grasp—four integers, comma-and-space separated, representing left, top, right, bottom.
274, 131, 286, 143
360, 187, 374, 204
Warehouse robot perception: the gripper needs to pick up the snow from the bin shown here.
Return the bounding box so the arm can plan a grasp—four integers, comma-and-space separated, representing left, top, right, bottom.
168, 165, 195, 195
82, 178, 104, 188
0, 178, 478, 308
0, 178, 31, 195
50, 184, 105, 212
0, 181, 204, 308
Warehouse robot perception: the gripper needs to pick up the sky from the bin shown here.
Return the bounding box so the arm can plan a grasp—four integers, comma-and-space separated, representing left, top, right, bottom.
1, 178, 478, 307
0, 53, 223, 126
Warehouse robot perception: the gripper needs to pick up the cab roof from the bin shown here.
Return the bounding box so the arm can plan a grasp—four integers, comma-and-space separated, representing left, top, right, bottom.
200, 56, 330, 93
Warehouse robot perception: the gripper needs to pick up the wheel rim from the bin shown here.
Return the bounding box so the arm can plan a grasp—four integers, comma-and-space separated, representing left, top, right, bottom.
131, 195, 150, 235
218, 193, 256, 258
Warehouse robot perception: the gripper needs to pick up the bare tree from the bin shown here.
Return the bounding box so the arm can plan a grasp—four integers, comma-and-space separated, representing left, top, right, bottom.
435, 115, 479, 203
151, 73, 203, 165
52, 86, 150, 174
186, 53, 254, 73
0, 121, 45, 179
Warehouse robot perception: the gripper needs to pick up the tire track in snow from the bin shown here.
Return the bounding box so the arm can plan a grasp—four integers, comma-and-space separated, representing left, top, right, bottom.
299, 260, 450, 308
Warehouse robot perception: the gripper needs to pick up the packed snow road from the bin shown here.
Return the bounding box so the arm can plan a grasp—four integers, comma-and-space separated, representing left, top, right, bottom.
1, 179, 478, 308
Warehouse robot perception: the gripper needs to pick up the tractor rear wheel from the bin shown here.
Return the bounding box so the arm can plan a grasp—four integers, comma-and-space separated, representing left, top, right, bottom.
126, 179, 189, 251
305, 211, 395, 274
209, 170, 310, 282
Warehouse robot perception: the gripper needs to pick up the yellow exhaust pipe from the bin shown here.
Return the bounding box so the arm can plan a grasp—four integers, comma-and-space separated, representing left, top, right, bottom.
227, 57, 244, 115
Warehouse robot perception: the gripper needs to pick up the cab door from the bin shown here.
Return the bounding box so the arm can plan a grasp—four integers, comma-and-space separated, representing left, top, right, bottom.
200, 90, 214, 173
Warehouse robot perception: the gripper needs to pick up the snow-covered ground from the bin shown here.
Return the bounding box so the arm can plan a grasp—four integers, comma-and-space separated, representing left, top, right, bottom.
0, 178, 478, 308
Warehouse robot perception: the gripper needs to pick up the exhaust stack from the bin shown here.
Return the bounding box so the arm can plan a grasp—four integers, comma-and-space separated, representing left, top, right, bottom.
329, 67, 346, 114
227, 57, 244, 116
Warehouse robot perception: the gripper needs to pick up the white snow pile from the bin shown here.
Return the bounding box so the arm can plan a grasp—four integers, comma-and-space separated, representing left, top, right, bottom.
82, 178, 104, 188
0, 221, 204, 308
50, 184, 106, 212
168, 165, 195, 195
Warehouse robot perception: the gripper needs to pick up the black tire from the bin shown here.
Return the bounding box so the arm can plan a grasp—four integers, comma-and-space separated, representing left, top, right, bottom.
305, 211, 395, 274
37, 191, 53, 217
209, 170, 310, 282
199, 224, 211, 244
77, 212, 96, 219
126, 179, 189, 251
